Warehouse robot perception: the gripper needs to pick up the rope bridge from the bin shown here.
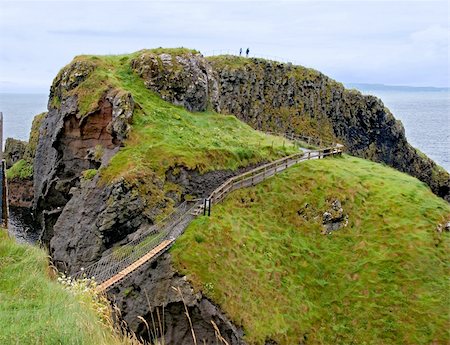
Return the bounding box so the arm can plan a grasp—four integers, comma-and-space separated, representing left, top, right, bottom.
72, 132, 343, 291
72, 201, 199, 286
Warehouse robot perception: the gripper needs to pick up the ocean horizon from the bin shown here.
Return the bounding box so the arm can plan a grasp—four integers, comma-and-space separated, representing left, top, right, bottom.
0, 89, 448, 172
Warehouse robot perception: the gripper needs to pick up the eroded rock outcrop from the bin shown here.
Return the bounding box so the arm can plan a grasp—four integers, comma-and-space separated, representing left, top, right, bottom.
131, 52, 219, 112
322, 199, 348, 234
49, 177, 151, 272
33, 60, 135, 243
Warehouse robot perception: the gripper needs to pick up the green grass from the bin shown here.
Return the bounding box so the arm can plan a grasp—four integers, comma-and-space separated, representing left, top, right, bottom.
171, 155, 450, 345
206, 55, 254, 70
82, 169, 98, 180
23, 112, 46, 162
6, 159, 33, 180
53, 52, 298, 202
0, 230, 135, 345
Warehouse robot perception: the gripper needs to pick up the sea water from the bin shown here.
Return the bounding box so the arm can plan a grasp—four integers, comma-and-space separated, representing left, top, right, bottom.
359, 89, 449, 172
0, 93, 48, 142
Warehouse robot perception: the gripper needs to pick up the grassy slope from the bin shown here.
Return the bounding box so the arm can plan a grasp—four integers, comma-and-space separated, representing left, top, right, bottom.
59, 51, 297, 186
103, 66, 296, 179
171, 155, 450, 345
6, 159, 33, 180
0, 231, 134, 345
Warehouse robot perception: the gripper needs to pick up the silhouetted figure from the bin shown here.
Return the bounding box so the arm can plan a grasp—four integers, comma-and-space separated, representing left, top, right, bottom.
246, 48, 250, 57
239, 48, 242, 56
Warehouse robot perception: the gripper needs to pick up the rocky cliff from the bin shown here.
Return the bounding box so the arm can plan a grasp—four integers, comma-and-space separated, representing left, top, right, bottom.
33, 61, 134, 243
30, 48, 449, 344
133, 52, 448, 201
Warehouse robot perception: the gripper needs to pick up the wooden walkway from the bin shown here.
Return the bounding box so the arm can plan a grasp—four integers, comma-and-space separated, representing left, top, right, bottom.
96, 239, 174, 291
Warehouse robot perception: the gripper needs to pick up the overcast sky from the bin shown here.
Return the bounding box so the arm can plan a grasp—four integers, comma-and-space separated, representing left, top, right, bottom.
0, 0, 449, 93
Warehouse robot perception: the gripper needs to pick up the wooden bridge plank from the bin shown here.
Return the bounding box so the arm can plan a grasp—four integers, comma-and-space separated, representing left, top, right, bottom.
96, 239, 174, 292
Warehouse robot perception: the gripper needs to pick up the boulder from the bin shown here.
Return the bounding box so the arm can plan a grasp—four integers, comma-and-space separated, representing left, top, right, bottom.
4, 138, 27, 168
131, 51, 219, 112
322, 199, 348, 234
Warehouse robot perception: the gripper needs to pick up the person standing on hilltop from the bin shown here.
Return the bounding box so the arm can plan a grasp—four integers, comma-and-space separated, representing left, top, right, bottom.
239, 48, 242, 56
246, 48, 250, 57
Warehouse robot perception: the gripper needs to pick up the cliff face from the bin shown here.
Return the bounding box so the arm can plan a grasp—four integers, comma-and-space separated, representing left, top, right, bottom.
33, 60, 134, 242
30, 49, 449, 344
135, 53, 448, 200
208, 57, 449, 201
131, 52, 219, 112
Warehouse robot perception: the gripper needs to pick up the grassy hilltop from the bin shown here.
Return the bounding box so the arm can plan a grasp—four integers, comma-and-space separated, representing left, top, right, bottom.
172, 155, 450, 345
51, 50, 297, 186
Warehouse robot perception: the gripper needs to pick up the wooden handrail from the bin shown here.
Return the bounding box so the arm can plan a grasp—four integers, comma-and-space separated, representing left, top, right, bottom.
206, 135, 343, 206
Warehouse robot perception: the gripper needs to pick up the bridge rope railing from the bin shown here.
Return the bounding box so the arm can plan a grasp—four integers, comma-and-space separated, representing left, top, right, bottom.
72, 132, 343, 289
